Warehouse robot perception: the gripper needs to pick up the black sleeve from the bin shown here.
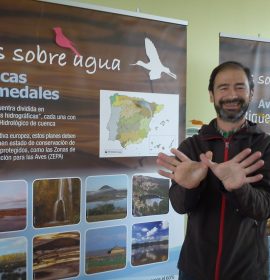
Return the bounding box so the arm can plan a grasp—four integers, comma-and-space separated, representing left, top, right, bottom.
226, 143, 270, 221
169, 138, 207, 214
169, 180, 206, 214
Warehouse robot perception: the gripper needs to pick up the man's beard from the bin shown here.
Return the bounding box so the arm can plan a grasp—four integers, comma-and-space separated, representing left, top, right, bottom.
214, 97, 249, 123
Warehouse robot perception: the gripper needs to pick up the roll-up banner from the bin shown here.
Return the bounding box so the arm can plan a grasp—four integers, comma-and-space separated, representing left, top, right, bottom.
0, 1, 187, 279
220, 33, 270, 134
220, 34, 270, 256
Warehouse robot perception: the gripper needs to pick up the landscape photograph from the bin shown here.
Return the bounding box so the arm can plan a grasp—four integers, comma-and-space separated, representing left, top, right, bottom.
0, 237, 27, 279
85, 225, 126, 274
132, 174, 170, 217
86, 175, 128, 222
266, 218, 270, 235
33, 231, 80, 280
33, 177, 81, 228
0, 180, 27, 232
132, 220, 169, 266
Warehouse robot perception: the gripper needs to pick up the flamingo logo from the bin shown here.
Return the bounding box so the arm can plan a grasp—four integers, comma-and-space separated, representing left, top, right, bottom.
131, 37, 177, 80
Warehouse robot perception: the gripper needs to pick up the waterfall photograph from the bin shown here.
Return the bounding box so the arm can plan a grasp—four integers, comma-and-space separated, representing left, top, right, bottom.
33, 178, 81, 228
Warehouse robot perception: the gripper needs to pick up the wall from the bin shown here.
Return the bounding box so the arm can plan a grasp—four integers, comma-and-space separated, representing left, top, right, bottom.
74, 0, 270, 126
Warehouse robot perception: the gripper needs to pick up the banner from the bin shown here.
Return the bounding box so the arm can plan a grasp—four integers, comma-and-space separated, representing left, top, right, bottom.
220, 34, 270, 134
220, 34, 270, 277
0, 1, 187, 279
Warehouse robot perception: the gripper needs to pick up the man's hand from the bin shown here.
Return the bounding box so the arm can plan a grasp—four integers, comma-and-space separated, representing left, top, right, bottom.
200, 148, 264, 191
157, 148, 212, 189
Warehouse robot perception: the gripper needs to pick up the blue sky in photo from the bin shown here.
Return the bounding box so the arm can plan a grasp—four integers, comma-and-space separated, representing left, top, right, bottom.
86, 174, 128, 191
0, 237, 27, 255
0, 180, 27, 210
86, 225, 126, 252
132, 221, 169, 244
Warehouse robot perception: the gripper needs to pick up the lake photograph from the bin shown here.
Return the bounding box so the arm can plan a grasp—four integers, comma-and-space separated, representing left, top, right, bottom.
0, 180, 27, 232
132, 220, 169, 266
85, 225, 126, 274
0, 237, 27, 280
132, 174, 169, 217
86, 174, 128, 222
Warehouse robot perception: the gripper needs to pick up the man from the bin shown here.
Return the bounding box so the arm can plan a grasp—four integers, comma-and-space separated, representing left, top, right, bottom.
157, 61, 270, 280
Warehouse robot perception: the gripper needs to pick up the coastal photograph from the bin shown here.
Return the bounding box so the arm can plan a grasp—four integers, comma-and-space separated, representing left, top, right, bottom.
132, 174, 170, 217
0, 180, 27, 232
85, 225, 126, 274
86, 175, 128, 222
0, 237, 27, 279
33, 177, 81, 228
33, 231, 80, 280
132, 220, 169, 266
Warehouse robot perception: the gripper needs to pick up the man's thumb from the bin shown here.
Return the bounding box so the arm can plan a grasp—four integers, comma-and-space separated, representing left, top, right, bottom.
200, 152, 214, 167
205, 151, 213, 161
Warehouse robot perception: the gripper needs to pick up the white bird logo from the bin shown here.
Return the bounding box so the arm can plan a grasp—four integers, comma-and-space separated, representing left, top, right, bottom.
131, 37, 177, 80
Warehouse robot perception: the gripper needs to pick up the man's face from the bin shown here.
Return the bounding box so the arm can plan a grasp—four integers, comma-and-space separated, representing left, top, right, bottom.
210, 68, 252, 123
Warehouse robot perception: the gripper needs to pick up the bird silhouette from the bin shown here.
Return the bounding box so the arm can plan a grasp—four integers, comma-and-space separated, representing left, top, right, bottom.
53, 27, 81, 56
131, 37, 177, 80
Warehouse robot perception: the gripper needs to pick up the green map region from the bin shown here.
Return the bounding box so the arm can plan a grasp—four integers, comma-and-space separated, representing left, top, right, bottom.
107, 94, 164, 148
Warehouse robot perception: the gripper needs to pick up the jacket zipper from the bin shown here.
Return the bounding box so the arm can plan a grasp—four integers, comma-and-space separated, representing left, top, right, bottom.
214, 139, 230, 280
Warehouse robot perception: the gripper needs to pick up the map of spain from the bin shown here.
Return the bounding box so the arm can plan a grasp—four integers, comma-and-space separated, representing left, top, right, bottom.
108, 94, 164, 148
100, 90, 179, 158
